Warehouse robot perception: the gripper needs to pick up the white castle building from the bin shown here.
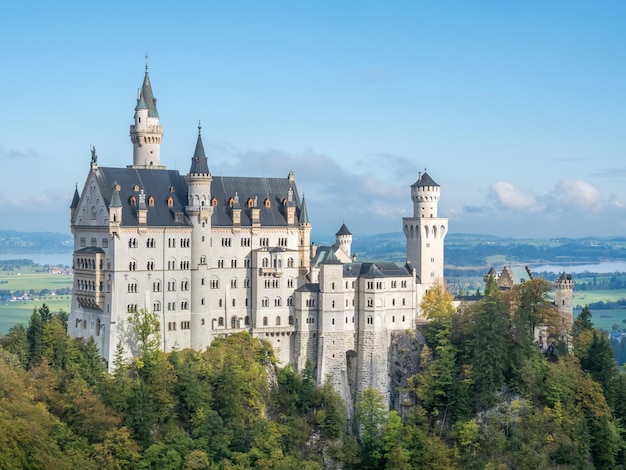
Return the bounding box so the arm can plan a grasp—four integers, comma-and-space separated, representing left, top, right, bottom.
68, 66, 448, 407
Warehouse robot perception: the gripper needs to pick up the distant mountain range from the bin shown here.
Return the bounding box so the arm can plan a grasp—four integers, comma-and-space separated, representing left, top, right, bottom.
2, 230, 626, 268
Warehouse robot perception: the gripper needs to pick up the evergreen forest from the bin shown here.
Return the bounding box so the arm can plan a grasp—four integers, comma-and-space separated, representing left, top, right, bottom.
1, 278, 625, 469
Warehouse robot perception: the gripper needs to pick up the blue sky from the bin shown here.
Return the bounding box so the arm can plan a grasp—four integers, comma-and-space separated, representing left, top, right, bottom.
1, 1, 625, 239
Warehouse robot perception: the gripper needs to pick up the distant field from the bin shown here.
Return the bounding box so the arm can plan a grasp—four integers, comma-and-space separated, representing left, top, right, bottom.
0, 297, 72, 333
0, 269, 73, 292
575, 307, 626, 332
0, 269, 73, 334
573, 289, 626, 307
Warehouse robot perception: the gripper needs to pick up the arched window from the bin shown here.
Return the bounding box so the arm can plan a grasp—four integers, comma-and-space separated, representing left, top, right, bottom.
218, 317, 224, 327
263, 316, 268, 326
231, 316, 237, 329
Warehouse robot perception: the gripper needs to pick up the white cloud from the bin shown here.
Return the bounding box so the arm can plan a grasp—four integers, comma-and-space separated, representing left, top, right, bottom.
489, 181, 537, 210
549, 179, 602, 209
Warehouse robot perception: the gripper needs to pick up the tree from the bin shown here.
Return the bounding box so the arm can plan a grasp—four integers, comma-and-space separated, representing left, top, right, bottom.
127, 308, 161, 363
355, 388, 387, 469
573, 305, 593, 341
26, 310, 44, 367
471, 276, 511, 407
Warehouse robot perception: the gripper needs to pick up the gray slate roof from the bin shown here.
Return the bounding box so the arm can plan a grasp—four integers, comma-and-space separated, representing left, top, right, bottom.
94, 167, 190, 227
211, 176, 301, 227
344, 261, 412, 278
92, 167, 304, 228
412, 171, 439, 188
336, 223, 352, 236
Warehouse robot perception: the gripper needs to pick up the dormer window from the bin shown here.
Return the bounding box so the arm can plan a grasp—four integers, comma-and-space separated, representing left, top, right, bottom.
264, 198, 271, 208
229, 197, 234, 208
115, 183, 121, 191
211, 197, 218, 207
282, 198, 287, 206
167, 196, 174, 207
247, 198, 254, 208
129, 196, 137, 206
133, 184, 140, 192
170, 186, 176, 193
148, 196, 155, 207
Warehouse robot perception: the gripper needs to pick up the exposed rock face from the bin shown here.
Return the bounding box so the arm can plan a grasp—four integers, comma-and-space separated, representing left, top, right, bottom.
388, 329, 427, 415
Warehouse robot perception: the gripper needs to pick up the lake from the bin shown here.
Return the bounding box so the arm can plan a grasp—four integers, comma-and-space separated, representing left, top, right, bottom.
533, 261, 626, 274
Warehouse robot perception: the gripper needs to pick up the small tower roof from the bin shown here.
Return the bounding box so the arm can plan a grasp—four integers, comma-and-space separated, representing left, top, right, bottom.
322, 249, 342, 265
558, 272, 571, 281
135, 92, 148, 111
299, 194, 310, 224
336, 223, 352, 236
189, 123, 210, 175
139, 68, 159, 118
412, 171, 439, 188
70, 186, 80, 209
110, 184, 122, 208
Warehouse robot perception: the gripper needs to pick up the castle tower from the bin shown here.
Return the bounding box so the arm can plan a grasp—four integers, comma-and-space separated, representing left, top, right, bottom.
129, 64, 164, 168
335, 223, 352, 262
554, 272, 574, 336
298, 194, 312, 274
402, 171, 448, 292
186, 124, 214, 350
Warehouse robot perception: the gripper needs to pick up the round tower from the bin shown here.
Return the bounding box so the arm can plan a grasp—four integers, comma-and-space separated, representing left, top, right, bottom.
129, 64, 164, 168
186, 124, 213, 350
403, 171, 448, 292
554, 272, 574, 333
335, 223, 352, 260
412, 171, 440, 218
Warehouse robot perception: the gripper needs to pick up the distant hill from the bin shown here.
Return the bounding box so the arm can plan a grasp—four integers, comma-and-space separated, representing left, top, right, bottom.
4, 230, 626, 267
317, 232, 626, 267
0, 230, 73, 254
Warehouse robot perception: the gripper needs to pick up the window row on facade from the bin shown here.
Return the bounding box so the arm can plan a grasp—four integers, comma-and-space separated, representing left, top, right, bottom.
79, 237, 109, 248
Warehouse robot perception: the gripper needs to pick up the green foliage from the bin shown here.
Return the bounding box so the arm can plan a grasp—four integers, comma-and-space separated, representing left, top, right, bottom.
471, 276, 511, 407
127, 308, 162, 362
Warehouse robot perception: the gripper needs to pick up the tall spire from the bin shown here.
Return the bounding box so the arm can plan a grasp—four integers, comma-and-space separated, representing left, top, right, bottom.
139, 66, 159, 118
130, 61, 164, 168
189, 121, 210, 175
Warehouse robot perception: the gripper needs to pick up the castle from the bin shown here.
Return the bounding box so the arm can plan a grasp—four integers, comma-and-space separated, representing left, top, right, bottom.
67, 66, 448, 407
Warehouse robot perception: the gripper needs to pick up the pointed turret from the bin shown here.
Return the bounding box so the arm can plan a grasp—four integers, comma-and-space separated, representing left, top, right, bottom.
189, 123, 210, 175
129, 63, 164, 168
70, 185, 80, 222
298, 194, 312, 273
109, 182, 122, 236
299, 194, 310, 224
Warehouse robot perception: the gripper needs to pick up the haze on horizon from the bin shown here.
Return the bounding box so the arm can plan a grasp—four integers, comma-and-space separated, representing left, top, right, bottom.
1, 1, 625, 240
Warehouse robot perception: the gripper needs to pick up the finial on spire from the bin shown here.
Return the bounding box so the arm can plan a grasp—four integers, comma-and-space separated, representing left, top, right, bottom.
198, 120, 202, 136
144, 52, 149, 72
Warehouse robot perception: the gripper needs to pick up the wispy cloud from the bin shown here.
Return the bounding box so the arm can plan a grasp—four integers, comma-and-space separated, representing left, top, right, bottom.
0, 146, 38, 160
456, 179, 626, 237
